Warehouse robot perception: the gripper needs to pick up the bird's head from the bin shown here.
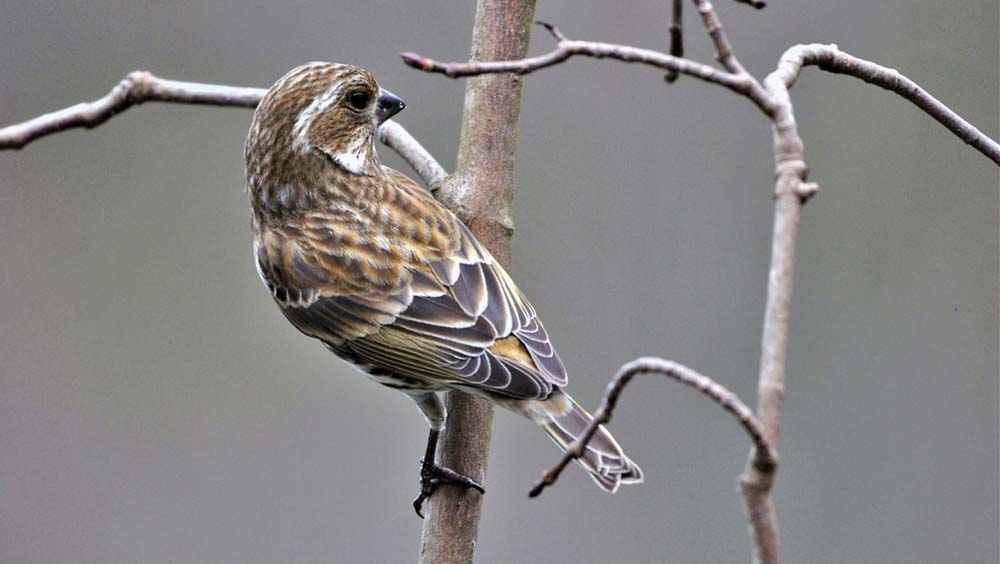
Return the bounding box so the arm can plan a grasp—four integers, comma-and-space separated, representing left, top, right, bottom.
246, 62, 405, 179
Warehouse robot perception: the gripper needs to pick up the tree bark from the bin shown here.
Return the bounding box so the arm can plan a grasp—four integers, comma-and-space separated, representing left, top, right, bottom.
417, 1, 536, 563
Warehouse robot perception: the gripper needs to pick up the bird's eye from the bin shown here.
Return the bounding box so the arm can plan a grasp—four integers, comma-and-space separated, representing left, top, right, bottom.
347, 90, 370, 110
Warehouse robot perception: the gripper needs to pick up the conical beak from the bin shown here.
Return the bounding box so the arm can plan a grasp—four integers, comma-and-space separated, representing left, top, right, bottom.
376, 89, 405, 124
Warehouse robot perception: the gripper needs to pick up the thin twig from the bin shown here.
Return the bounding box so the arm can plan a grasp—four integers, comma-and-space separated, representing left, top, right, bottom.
0, 72, 450, 189
403, 26, 999, 166
664, 0, 684, 83
733, 0, 767, 9
377, 121, 448, 192
689, 0, 774, 113
691, 0, 747, 75
0, 72, 264, 150
777, 43, 1000, 165
528, 357, 776, 498
401, 23, 755, 97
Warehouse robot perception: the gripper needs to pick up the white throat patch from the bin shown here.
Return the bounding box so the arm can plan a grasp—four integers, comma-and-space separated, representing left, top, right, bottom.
329, 135, 373, 174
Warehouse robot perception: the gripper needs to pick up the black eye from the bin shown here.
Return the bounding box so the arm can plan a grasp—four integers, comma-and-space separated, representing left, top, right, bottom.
347, 90, 370, 109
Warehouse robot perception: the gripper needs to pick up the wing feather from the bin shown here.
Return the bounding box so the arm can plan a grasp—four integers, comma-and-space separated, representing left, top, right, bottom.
255, 167, 569, 398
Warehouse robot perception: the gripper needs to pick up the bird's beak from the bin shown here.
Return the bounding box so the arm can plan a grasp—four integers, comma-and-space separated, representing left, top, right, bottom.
376, 89, 406, 124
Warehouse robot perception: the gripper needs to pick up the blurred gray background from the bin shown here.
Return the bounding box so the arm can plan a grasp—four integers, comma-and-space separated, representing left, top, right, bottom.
1, 1, 996, 563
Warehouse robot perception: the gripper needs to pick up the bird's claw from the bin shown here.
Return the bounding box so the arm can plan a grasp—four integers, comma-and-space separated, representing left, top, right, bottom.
412, 457, 485, 518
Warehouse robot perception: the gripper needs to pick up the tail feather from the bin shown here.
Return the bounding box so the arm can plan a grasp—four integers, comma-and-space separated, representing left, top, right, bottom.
537, 392, 643, 493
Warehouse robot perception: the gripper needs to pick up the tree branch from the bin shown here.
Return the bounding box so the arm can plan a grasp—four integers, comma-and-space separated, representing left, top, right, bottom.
692, 0, 748, 75
0, 72, 448, 191
776, 43, 1000, 165
0, 72, 263, 150
664, 0, 684, 83
377, 121, 448, 192
403, 26, 999, 165
734, 0, 767, 9
740, 66, 806, 564
401, 22, 756, 99
736, 44, 1000, 559
415, 1, 536, 563
528, 357, 776, 498
398, 9, 997, 564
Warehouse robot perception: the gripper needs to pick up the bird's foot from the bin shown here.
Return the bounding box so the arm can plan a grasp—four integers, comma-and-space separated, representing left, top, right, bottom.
412, 457, 485, 518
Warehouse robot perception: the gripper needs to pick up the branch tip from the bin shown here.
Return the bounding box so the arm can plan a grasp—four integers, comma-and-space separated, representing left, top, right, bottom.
534, 20, 567, 42
400, 52, 433, 71
665, 0, 683, 83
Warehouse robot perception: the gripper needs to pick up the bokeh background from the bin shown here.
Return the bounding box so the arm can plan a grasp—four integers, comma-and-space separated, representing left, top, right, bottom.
1, 1, 996, 563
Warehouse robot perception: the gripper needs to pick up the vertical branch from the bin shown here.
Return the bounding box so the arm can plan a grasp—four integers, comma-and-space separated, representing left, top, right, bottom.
664, 0, 684, 83
433, 0, 536, 266
737, 60, 815, 564
417, 1, 536, 563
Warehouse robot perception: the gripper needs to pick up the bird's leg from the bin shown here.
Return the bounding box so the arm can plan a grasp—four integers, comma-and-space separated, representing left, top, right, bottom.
405, 390, 485, 517
412, 428, 485, 518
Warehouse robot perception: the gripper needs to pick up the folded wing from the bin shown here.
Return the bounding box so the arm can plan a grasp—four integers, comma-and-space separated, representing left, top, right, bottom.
255, 173, 567, 400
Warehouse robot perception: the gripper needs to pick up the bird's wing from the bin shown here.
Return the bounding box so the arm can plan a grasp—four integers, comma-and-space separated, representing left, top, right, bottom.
255, 174, 566, 399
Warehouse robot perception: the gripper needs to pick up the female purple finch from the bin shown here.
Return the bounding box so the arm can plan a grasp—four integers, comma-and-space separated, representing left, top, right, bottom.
244, 62, 642, 516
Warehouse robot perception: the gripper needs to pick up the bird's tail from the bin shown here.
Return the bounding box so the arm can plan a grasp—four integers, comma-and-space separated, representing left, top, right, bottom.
529, 390, 643, 493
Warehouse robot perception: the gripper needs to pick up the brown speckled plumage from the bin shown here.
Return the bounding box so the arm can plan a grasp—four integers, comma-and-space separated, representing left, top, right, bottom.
245, 62, 642, 494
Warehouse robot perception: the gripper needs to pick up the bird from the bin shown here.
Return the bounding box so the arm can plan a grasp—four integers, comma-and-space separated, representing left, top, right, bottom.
244, 62, 642, 517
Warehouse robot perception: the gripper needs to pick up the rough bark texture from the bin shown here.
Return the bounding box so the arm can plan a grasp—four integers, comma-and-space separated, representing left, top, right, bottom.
434, 0, 536, 267
416, 1, 536, 563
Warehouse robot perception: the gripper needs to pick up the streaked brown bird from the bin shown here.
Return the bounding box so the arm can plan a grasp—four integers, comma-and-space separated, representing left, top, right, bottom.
244, 62, 642, 516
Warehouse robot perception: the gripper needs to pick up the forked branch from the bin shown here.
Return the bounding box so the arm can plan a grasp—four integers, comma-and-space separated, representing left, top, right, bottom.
774, 44, 1000, 164
528, 357, 776, 498
401, 22, 762, 106
402, 25, 999, 165
401, 6, 998, 564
